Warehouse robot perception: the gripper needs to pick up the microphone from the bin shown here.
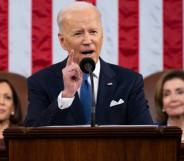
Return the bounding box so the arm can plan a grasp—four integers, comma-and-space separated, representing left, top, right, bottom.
79, 57, 95, 74
79, 58, 96, 127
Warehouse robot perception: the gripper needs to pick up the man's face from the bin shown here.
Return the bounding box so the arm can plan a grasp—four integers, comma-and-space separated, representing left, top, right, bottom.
58, 8, 103, 64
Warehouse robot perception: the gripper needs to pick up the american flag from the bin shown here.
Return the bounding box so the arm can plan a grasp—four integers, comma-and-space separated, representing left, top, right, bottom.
0, 0, 183, 77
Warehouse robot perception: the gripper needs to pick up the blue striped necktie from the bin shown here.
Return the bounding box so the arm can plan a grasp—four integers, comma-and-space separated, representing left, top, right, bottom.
80, 74, 92, 124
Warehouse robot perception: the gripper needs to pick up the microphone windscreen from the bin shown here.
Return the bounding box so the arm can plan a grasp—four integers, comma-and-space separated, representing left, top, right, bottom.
79, 58, 95, 74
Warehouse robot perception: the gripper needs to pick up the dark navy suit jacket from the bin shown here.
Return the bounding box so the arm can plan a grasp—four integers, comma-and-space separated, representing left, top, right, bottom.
24, 58, 153, 126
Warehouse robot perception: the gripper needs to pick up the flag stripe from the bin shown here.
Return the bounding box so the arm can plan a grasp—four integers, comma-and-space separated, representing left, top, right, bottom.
9, 0, 32, 76
52, 0, 75, 64
97, 0, 118, 65
1, 0, 184, 78
118, 0, 139, 72
163, 0, 183, 69
32, 0, 52, 73
139, 0, 163, 77
0, 0, 8, 71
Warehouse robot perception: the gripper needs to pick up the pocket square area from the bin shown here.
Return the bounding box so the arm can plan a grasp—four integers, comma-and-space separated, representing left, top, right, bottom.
110, 99, 124, 107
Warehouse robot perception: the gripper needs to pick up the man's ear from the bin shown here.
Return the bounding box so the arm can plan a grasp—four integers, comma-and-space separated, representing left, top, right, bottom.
58, 33, 67, 50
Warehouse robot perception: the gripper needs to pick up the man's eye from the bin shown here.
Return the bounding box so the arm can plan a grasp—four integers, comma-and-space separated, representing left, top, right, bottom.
74, 32, 82, 36
90, 30, 97, 34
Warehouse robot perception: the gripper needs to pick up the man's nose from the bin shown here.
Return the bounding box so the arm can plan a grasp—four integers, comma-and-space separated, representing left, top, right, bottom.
82, 33, 92, 44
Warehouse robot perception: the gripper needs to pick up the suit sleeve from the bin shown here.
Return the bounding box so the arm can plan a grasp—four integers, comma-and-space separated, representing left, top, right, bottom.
127, 74, 153, 125
24, 76, 60, 126
24, 75, 86, 126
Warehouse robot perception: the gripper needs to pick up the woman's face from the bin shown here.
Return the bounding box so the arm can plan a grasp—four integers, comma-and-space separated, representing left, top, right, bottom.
0, 82, 14, 122
163, 78, 184, 117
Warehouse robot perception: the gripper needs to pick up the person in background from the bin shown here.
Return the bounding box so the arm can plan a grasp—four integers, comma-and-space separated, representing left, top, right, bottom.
0, 79, 22, 141
155, 70, 184, 142
24, 1, 153, 126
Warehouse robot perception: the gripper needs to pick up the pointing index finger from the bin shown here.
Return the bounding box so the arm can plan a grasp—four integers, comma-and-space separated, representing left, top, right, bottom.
66, 50, 74, 66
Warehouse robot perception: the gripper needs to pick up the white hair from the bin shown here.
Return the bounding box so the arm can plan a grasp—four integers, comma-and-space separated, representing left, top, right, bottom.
57, 1, 101, 32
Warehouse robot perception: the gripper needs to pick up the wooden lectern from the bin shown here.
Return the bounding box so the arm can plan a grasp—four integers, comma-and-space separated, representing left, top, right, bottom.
4, 126, 182, 161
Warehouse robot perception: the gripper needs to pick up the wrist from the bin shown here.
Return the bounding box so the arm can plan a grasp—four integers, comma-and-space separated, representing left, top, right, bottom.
62, 90, 75, 98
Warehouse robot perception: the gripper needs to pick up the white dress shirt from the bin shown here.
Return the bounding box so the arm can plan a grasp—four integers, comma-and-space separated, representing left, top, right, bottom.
57, 59, 100, 110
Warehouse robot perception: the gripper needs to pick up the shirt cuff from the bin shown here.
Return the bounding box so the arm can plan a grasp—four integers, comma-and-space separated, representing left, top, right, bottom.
57, 91, 75, 110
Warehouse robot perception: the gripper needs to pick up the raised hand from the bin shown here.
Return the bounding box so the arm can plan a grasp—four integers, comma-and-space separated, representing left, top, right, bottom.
62, 50, 82, 98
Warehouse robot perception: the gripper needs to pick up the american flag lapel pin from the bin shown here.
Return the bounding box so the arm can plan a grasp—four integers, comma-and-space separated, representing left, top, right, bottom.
107, 82, 113, 86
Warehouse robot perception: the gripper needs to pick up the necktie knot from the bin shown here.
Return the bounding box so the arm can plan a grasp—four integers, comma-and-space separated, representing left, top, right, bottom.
83, 73, 89, 82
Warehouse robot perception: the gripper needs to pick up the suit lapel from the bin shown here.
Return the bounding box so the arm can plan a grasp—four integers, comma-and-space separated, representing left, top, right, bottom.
96, 59, 117, 124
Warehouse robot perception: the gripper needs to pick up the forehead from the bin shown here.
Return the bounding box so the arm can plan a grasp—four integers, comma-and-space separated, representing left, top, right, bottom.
163, 78, 184, 90
0, 82, 12, 94
62, 8, 101, 29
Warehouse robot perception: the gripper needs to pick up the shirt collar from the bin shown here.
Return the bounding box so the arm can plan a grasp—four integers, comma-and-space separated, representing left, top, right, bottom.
93, 59, 100, 78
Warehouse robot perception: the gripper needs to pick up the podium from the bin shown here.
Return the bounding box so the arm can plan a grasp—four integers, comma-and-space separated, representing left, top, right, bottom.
4, 126, 182, 161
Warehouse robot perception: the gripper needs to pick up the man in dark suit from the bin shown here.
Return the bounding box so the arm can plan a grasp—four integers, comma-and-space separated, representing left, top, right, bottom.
24, 1, 153, 126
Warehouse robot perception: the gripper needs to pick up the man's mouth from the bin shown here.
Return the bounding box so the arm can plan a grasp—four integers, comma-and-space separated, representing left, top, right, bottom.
81, 50, 94, 55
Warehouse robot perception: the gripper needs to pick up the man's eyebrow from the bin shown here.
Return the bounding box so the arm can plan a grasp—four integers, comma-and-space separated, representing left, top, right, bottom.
72, 28, 83, 32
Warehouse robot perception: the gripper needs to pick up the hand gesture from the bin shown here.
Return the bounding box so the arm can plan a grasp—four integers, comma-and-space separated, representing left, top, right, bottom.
62, 50, 82, 97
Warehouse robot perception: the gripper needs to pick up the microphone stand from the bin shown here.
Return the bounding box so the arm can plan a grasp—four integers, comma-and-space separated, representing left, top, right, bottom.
89, 71, 96, 127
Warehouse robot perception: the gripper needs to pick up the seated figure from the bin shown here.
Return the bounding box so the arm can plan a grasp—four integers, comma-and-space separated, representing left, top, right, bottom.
0, 79, 22, 148
154, 70, 184, 142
